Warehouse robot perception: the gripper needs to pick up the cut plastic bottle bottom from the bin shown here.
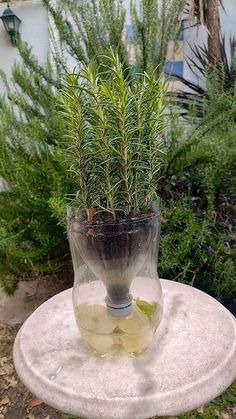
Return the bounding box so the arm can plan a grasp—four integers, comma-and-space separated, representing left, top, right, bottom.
74, 299, 159, 357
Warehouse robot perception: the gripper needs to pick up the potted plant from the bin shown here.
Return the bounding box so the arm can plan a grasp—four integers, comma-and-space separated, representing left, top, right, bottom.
59, 50, 166, 357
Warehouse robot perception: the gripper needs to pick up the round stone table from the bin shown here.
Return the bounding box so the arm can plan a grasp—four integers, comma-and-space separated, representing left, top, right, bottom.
13, 280, 236, 419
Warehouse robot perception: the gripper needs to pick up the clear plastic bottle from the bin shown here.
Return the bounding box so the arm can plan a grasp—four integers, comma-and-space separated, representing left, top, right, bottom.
68, 201, 163, 357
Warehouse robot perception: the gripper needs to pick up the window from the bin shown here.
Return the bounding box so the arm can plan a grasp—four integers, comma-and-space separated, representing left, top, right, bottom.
126, 24, 134, 43
164, 61, 183, 78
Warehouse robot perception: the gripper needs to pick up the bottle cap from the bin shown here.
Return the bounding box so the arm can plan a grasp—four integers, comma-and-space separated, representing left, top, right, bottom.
105, 294, 133, 317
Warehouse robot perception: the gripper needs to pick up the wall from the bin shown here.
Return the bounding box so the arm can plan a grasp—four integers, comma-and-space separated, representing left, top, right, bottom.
0, 0, 49, 92
221, 0, 236, 58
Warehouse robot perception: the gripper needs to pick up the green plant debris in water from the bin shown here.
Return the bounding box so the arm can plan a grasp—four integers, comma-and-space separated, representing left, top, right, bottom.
135, 299, 157, 318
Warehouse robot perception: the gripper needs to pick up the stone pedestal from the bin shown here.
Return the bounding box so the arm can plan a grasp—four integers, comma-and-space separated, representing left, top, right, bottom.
13, 280, 236, 419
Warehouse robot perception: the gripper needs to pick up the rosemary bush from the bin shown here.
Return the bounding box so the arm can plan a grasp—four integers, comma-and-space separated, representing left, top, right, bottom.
159, 89, 236, 307
45, 0, 184, 74
58, 51, 167, 217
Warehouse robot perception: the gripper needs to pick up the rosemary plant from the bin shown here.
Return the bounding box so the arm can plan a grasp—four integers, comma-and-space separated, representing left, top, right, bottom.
58, 50, 166, 218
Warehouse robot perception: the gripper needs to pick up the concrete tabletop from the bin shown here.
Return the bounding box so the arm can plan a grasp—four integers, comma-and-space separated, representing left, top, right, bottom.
13, 280, 236, 419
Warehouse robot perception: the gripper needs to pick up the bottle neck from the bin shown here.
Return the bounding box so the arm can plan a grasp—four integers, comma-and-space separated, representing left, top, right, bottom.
105, 293, 133, 317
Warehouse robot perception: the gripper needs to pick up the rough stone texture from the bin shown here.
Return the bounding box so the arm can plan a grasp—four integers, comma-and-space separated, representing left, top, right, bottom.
13, 280, 236, 419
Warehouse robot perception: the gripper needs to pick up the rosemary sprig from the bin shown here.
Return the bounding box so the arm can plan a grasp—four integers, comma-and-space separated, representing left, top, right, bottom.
58, 49, 166, 216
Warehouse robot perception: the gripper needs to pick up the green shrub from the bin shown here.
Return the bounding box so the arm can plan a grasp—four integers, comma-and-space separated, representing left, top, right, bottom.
159, 91, 236, 302
0, 94, 71, 293
159, 197, 236, 300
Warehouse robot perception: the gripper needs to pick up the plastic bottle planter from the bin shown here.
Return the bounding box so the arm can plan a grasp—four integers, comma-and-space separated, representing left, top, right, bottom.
68, 202, 163, 357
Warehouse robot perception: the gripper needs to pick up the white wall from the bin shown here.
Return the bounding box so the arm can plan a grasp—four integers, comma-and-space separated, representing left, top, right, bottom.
221, 0, 236, 59
0, 0, 49, 92
222, 0, 236, 37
